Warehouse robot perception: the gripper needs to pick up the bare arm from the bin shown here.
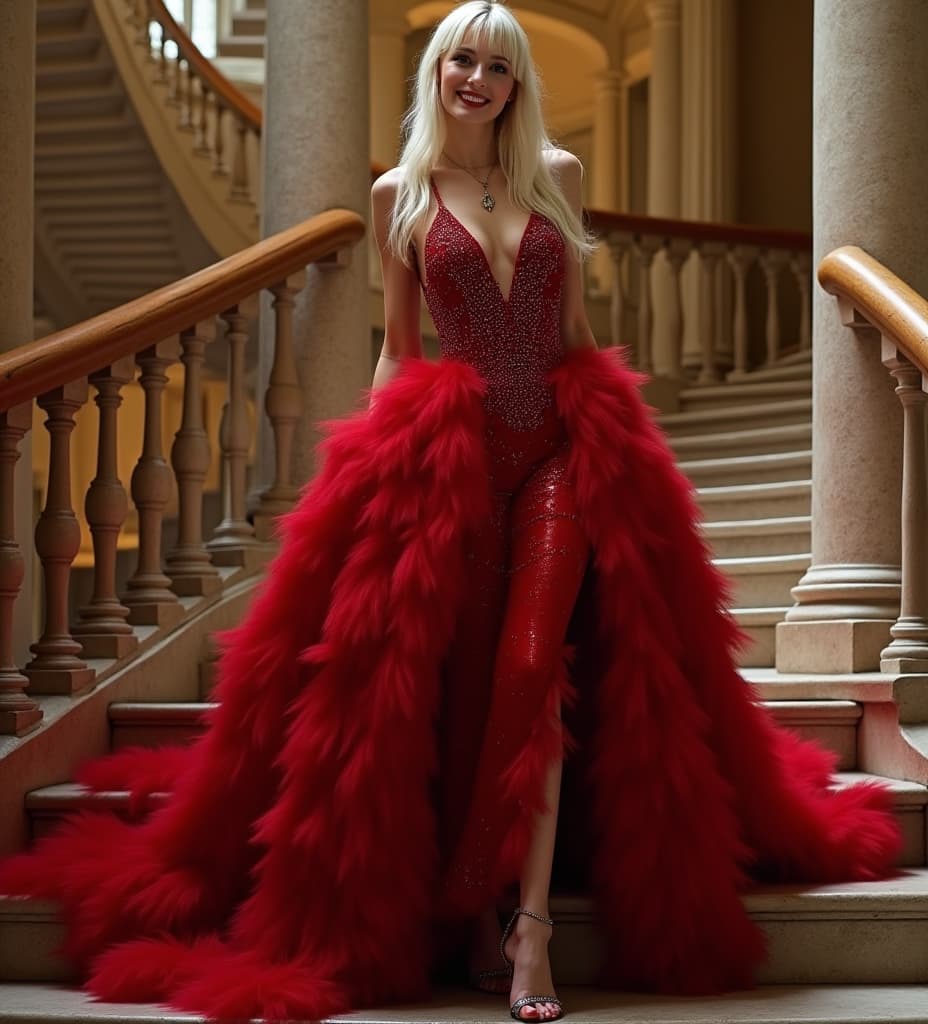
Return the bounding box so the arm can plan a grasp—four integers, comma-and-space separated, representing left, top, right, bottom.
549, 151, 598, 353
370, 170, 423, 398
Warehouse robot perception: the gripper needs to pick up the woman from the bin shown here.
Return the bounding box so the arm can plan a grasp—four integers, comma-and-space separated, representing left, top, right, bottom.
0, 2, 901, 1022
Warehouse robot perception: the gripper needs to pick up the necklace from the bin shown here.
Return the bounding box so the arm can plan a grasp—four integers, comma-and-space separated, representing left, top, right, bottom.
442, 150, 497, 212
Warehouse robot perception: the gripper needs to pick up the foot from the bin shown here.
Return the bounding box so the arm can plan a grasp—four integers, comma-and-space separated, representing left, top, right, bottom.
469, 906, 511, 994
503, 913, 561, 1020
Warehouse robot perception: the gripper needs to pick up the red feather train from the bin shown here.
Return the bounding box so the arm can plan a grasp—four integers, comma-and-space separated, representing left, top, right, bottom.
0, 347, 900, 1018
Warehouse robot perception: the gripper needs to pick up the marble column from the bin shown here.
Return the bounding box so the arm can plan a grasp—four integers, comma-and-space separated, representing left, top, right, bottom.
777, 0, 928, 672
257, 0, 370, 498
370, 14, 408, 169
680, 0, 736, 373
0, 2, 37, 685
645, 0, 681, 377
591, 69, 627, 292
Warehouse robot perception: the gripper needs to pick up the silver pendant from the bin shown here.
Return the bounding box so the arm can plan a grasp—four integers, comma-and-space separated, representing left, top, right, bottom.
482, 189, 496, 212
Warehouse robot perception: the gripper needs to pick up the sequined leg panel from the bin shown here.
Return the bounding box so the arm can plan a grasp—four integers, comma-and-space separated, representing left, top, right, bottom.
441, 447, 590, 914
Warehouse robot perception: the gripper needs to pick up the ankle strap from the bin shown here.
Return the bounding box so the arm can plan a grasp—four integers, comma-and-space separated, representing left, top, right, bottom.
514, 907, 554, 927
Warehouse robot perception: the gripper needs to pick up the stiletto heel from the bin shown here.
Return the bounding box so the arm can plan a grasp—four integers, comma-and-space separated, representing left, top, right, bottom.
500, 907, 564, 1021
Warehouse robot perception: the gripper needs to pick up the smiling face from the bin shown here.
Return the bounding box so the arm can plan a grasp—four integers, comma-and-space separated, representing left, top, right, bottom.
438, 33, 516, 126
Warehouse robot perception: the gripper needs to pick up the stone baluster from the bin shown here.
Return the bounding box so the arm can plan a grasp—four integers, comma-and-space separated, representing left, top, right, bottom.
254, 274, 306, 539
230, 114, 251, 202
696, 242, 725, 384
607, 232, 632, 348
134, 0, 150, 49
728, 245, 757, 376
0, 404, 42, 735
166, 320, 222, 595
880, 346, 928, 673
73, 360, 137, 659
760, 249, 788, 365
791, 251, 812, 352
213, 104, 227, 177
208, 300, 259, 565
665, 238, 692, 380
26, 382, 95, 696
633, 236, 662, 374
178, 61, 194, 131
195, 83, 210, 155
122, 341, 184, 627
154, 22, 168, 83
166, 41, 182, 108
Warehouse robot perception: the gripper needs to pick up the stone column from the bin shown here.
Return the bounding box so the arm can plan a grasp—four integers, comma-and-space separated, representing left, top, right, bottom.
591, 69, 627, 292
370, 14, 408, 169
777, 0, 928, 672
645, 0, 682, 377
257, 0, 370, 490
680, 0, 736, 371
0, 2, 36, 673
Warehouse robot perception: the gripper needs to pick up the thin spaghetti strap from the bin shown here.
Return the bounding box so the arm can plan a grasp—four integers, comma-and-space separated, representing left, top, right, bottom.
430, 174, 445, 208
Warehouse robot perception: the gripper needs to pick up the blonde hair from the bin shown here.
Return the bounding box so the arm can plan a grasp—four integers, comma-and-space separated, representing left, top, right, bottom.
388, 0, 593, 264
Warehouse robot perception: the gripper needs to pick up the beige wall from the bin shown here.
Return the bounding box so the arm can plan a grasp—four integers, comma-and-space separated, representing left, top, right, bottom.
736, 0, 812, 231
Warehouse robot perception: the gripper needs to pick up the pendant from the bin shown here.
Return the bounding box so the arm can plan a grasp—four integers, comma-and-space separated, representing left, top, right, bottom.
482, 188, 496, 212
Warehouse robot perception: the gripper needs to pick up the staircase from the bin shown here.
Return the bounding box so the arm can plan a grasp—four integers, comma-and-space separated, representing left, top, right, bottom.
216, 0, 266, 59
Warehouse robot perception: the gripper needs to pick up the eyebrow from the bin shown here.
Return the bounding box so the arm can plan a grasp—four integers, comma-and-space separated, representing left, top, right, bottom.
455, 46, 511, 63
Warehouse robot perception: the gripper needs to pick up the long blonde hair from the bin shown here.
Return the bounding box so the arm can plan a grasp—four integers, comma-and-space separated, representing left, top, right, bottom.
387, 0, 593, 264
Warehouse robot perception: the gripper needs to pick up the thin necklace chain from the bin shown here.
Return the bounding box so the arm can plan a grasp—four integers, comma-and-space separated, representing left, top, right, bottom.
441, 150, 498, 212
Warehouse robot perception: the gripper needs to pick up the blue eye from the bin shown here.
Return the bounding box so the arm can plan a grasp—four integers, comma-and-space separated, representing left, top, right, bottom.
491, 63, 509, 74
452, 53, 472, 65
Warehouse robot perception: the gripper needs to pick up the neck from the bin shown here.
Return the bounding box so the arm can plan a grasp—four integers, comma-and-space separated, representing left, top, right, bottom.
441, 121, 498, 170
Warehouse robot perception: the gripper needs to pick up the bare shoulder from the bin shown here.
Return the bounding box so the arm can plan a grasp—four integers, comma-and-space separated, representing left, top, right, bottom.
371, 166, 403, 212
542, 147, 583, 183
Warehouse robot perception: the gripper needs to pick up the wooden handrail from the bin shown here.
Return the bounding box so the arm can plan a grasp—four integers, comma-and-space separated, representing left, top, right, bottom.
146, 0, 261, 129
586, 208, 811, 251
0, 209, 365, 410
819, 245, 928, 370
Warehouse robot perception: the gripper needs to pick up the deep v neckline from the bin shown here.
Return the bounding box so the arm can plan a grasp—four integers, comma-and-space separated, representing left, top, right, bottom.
427, 179, 535, 306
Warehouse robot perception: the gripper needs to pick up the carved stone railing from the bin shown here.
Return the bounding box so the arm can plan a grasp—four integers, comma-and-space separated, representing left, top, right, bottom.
818, 246, 928, 676
0, 209, 365, 737
586, 210, 812, 383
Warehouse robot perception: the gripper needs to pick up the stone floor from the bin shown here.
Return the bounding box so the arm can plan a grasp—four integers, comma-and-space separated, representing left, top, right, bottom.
3, 984, 928, 1023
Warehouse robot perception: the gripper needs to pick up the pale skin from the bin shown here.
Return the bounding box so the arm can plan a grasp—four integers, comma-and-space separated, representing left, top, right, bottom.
370, 33, 597, 1022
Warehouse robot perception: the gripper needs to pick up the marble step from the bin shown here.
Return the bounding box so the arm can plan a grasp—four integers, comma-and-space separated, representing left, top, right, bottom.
670, 422, 812, 459
733, 605, 789, 667
696, 480, 811, 522
715, 552, 810, 608
679, 449, 811, 487
5, 982, 928, 1024
6, 866, 928, 987
702, 515, 810, 557
661, 398, 811, 438
217, 34, 265, 58
679, 378, 811, 412
728, 359, 812, 383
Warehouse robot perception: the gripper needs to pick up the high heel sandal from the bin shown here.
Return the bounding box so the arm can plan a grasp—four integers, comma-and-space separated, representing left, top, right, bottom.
500, 907, 564, 1021
469, 910, 513, 994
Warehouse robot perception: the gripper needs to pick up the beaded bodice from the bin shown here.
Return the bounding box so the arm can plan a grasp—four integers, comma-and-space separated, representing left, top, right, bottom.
422, 180, 566, 431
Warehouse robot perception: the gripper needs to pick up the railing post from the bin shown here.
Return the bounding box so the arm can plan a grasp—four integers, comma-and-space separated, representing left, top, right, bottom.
760, 248, 788, 365
254, 273, 306, 540
229, 115, 251, 202
880, 342, 928, 673
73, 358, 138, 659
696, 242, 725, 384
166, 319, 222, 596
665, 238, 692, 380
26, 381, 96, 696
606, 231, 632, 349
727, 244, 757, 377
633, 235, 661, 374
0, 404, 42, 735
122, 340, 184, 627
213, 104, 227, 177
791, 250, 812, 353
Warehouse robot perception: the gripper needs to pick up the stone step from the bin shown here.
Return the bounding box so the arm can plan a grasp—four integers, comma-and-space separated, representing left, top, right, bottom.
696, 480, 811, 522
231, 10, 267, 35
6, 864, 928, 987
217, 34, 265, 59
35, 55, 112, 90
679, 378, 811, 412
702, 515, 810, 557
728, 360, 812, 384
4, 982, 928, 1024
36, 1, 88, 33
670, 422, 812, 459
733, 605, 789, 667
679, 449, 811, 487
662, 398, 811, 438
715, 552, 809, 609
35, 29, 100, 62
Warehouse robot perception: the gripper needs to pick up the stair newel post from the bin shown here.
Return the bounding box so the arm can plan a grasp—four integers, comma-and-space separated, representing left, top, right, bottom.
122, 340, 184, 628
254, 273, 306, 540
728, 245, 756, 377
230, 114, 250, 202
26, 381, 95, 696
0, 404, 42, 735
194, 83, 211, 155
606, 231, 632, 349
207, 299, 259, 565
633, 235, 661, 374
792, 250, 812, 353
166, 320, 222, 595
73, 359, 138, 658
665, 238, 692, 381
760, 248, 788, 365
213, 103, 227, 177
880, 342, 928, 673
696, 242, 725, 384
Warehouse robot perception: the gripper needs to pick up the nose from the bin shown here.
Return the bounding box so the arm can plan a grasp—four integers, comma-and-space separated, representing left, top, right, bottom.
468, 64, 488, 88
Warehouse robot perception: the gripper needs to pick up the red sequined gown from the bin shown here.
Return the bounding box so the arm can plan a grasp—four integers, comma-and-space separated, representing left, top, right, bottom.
421, 179, 588, 913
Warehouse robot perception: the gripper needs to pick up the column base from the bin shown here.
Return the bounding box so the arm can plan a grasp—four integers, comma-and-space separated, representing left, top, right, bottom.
24, 665, 96, 696
775, 619, 894, 673
169, 573, 223, 598
0, 705, 43, 736
73, 632, 139, 660
126, 602, 186, 628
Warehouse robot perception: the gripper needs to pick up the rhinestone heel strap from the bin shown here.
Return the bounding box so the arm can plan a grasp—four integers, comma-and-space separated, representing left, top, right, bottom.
500, 908, 564, 1021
